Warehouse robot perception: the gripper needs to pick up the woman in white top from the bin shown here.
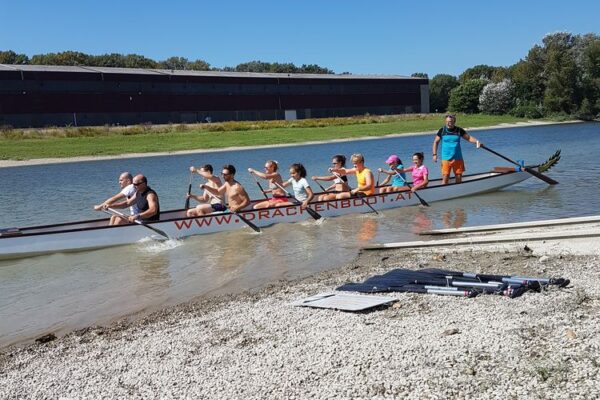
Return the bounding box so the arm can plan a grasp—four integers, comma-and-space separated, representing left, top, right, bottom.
281, 163, 315, 210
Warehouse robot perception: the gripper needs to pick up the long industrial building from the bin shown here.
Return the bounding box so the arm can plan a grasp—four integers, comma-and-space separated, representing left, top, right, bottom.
0, 65, 429, 128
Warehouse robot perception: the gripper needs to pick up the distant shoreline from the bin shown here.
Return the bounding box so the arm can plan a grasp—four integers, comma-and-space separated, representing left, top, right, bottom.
0, 120, 579, 168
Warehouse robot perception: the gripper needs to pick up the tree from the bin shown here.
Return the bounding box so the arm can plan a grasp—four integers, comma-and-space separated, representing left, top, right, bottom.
0, 50, 29, 64
479, 79, 515, 114
448, 79, 488, 113
429, 74, 459, 113
459, 65, 497, 83
411, 72, 428, 78
158, 56, 190, 70
31, 51, 91, 66
542, 32, 579, 114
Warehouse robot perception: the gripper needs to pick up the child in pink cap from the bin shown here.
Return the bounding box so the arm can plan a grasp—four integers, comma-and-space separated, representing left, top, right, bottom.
377, 155, 408, 193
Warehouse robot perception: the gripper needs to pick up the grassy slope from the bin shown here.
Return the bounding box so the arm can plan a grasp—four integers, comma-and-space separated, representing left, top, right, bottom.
0, 114, 529, 160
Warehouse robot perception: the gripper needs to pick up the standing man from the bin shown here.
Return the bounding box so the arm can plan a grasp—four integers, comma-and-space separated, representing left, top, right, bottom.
93, 171, 140, 225
202, 165, 251, 213
432, 114, 482, 184
119, 174, 160, 222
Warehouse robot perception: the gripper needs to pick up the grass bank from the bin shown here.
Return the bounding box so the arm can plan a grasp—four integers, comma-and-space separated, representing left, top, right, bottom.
0, 114, 532, 160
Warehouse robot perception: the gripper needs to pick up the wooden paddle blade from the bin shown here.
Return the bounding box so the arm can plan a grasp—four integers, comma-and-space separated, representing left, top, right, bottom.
234, 212, 261, 233
480, 144, 558, 185
305, 207, 323, 220
414, 192, 430, 207
524, 166, 559, 185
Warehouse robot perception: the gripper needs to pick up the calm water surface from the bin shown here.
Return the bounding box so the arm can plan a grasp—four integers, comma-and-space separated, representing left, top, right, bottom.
1, 122, 599, 347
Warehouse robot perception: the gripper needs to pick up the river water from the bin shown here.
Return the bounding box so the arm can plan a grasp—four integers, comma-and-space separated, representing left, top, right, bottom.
1, 122, 599, 347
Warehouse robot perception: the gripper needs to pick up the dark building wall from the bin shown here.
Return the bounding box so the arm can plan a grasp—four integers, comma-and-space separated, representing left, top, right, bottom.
0, 66, 429, 128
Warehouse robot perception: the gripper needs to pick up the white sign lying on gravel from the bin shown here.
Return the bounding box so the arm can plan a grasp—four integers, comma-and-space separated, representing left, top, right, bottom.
292, 292, 396, 311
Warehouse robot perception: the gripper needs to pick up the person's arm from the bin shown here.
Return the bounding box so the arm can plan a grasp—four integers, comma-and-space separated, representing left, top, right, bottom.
329, 167, 353, 175
311, 175, 336, 182
377, 168, 395, 176
94, 192, 125, 210
248, 168, 280, 180
432, 135, 441, 163
462, 131, 481, 148
380, 175, 391, 186
301, 186, 314, 209
202, 183, 226, 197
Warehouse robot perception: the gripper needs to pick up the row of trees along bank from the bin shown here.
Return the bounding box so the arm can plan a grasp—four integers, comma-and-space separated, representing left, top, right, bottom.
427, 32, 600, 120
1, 32, 598, 120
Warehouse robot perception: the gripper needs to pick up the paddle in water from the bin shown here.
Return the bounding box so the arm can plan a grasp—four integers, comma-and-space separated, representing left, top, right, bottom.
105, 207, 171, 240
480, 144, 558, 185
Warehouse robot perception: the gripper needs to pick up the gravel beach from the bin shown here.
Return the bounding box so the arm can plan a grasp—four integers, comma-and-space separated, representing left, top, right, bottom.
1, 238, 598, 399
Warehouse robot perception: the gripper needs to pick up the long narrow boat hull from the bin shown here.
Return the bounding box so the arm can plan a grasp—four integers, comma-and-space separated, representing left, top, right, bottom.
0, 170, 532, 260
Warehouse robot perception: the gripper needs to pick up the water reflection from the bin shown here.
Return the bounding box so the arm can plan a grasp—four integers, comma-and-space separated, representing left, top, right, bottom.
442, 209, 466, 229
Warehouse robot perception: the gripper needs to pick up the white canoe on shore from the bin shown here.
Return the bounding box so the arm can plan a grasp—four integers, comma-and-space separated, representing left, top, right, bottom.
0, 168, 538, 260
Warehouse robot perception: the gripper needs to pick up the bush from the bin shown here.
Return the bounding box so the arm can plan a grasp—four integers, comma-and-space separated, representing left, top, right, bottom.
510, 102, 544, 118
479, 80, 515, 114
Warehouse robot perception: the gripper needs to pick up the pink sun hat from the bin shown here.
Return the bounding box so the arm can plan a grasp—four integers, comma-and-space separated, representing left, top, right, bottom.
385, 155, 400, 164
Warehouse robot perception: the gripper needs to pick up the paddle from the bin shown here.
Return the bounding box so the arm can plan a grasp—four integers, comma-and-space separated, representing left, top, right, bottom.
330, 170, 378, 215
249, 173, 270, 200
184, 170, 193, 209
376, 170, 381, 187
393, 170, 429, 207
480, 144, 558, 185
105, 207, 170, 240
204, 188, 261, 233
273, 181, 323, 220
312, 178, 327, 192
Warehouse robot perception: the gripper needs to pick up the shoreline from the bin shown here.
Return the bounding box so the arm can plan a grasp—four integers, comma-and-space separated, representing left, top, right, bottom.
1, 236, 598, 398
0, 120, 578, 168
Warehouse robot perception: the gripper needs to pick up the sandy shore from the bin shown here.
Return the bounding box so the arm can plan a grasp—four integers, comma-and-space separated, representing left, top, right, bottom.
0, 120, 577, 168
1, 233, 598, 399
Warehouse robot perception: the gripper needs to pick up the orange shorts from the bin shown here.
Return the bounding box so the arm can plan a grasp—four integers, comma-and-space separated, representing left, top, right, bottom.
441, 160, 465, 176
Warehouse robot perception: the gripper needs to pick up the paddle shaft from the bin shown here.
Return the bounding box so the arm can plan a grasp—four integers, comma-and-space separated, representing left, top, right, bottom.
105, 207, 170, 240
204, 188, 261, 233
250, 173, 270, 199
313, 179, 327, 192
273, 181, 322, 220
480, 144, 558, 185
184, 171, 193, 209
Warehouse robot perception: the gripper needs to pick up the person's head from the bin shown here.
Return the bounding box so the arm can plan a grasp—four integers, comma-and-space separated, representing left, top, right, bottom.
289, 163, 307, 180
351, 153, 365, 168
221, 164, 236, 181
132, 174, 148, 192
264, 160, 279, 172
331, 154, 346, 168
385, 155, 402, 167
200, 164, 213, 174
412, 152, 424, 166
445, 114, 456, 128
119, 172, 133, 189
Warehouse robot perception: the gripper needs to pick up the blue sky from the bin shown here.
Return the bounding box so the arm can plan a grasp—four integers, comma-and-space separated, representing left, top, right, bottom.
1, 1, 598, 77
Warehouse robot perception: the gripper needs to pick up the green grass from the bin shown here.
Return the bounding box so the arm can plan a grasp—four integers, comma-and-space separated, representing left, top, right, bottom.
0, 114, 534, 160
